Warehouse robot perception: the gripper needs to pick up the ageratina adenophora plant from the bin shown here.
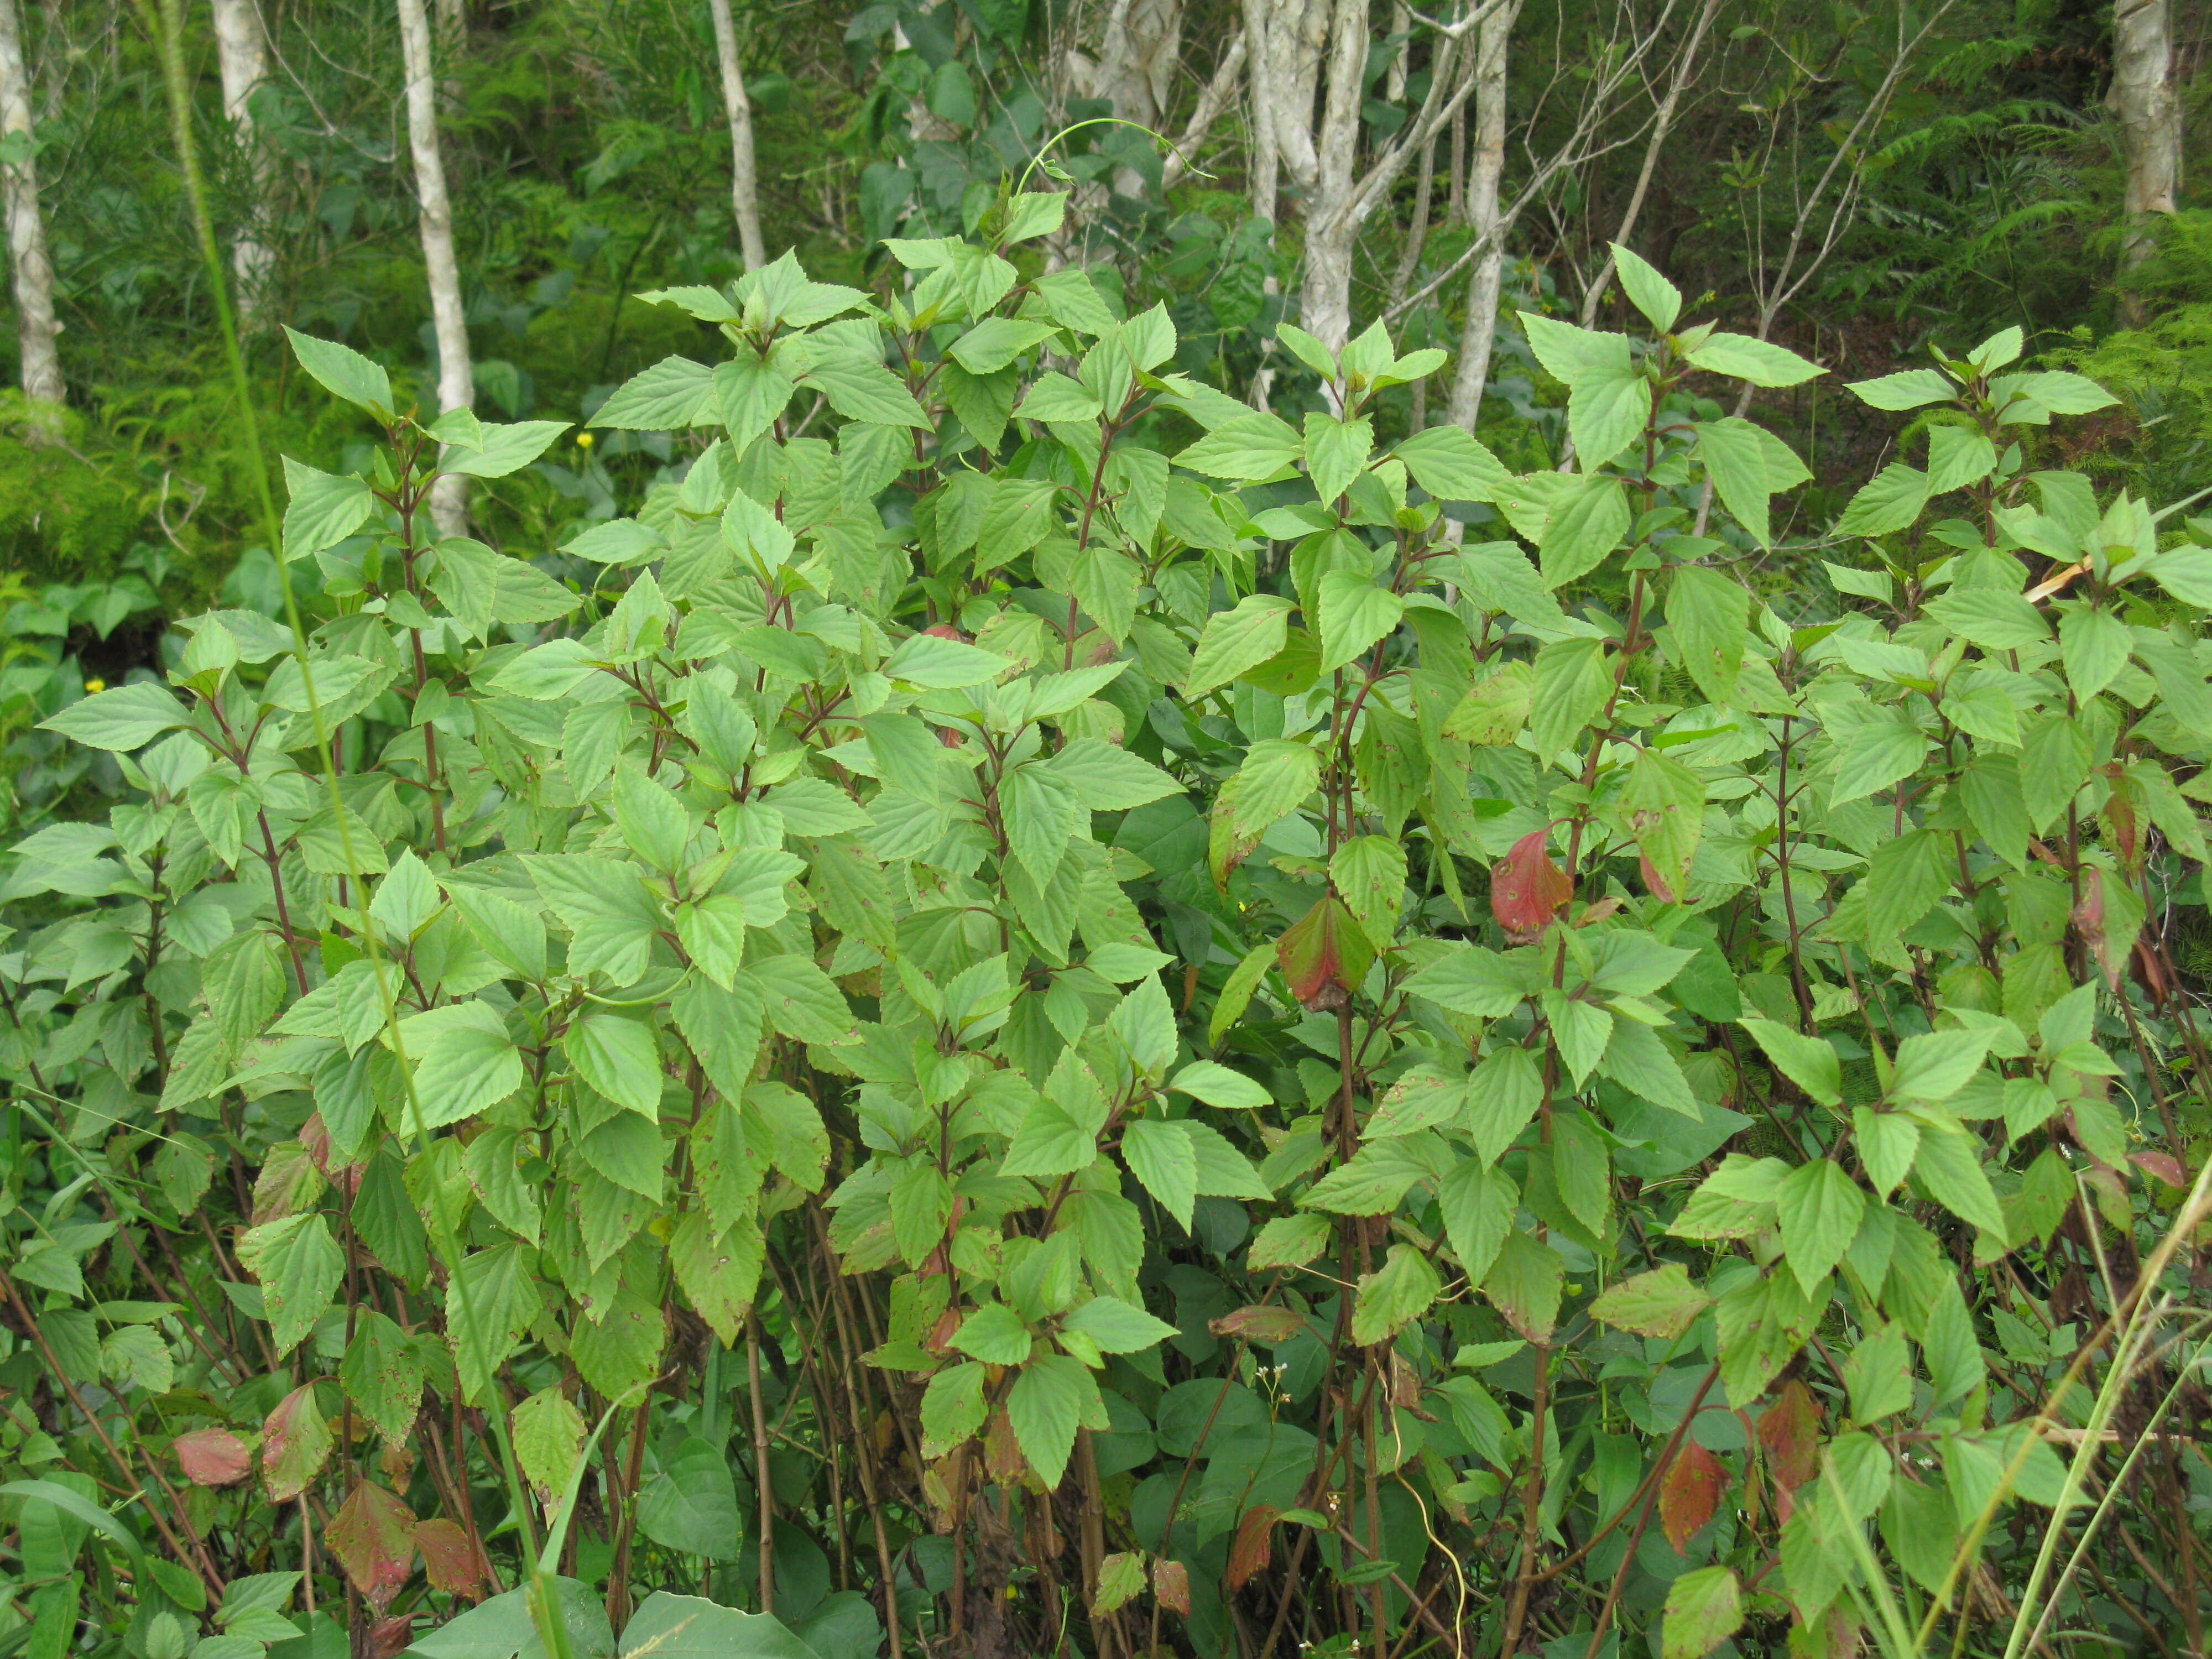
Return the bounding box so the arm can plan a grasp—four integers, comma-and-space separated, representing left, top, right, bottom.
7, 208, 2212, 1659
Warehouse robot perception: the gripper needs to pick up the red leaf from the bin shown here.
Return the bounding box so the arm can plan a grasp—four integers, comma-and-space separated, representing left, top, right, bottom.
1638, 849, 1677, 905
173, 1428, 252, 1486
325, 1481, 417, 1612
1153, 1558, 1192, 1616
369, 1617, 415, 1658
1226, 1505, 1278, 1593
1491, 830, 1572, 943
1276, 895, 1375, 1011
923, 623, 969, 641
1660, 1440, 1724, 1554
413, 1518, 488, 1602
1755, 1380, 1821, 1493
2131, 1151, 2188, 1189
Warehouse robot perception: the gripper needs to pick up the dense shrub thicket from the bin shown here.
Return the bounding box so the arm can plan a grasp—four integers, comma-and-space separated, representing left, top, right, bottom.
6, 212, 2212, 1659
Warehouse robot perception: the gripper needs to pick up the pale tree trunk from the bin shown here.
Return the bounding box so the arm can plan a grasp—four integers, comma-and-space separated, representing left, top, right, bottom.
211, 0, 274, 322
1240, 0, 1278, 221
1385, 0, 1407, 101
2111, 0, 2178, 283
398, 0, 472, 536
1094, 0, 1182, 197
0, 0, 61, 411
1296, 0, 1371, 349
707, 0, 766, 268
1446, 0, 1514, 430
1160, 34, 1245, 189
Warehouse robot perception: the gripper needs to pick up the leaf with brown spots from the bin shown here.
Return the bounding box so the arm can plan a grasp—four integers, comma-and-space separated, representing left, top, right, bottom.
173, 1428, 252, 1486
262, 1384, 333, 1504
413, 1518, 489, 1602
1756, 1380, 1822, 1493
1491, 829, 1572, 942
1152, 1558, 1192, 1616
325, 1480, 416, 1611
1660, 1439, 1724, 1554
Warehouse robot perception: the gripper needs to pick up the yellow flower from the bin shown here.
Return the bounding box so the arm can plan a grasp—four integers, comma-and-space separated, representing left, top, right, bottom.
576, 432, 595, 450
83, 677, 106, 693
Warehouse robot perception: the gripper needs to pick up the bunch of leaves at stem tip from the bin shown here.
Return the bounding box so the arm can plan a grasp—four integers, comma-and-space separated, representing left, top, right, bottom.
10, 207, 2212, 1659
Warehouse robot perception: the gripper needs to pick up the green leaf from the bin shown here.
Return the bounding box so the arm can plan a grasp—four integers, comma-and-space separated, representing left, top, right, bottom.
1174, 413, 1303, 480
1909, 1119, 2007, 1235
801, 351, 928, 427
1890, 1028, 1997, 1104
1738, 1018, 1842, 1107
39, 682, 190, 752
1046, 739, 1181, 810
440, 419, 570, 478
1169, 1061, 1269, 1110
883, 633, 1011, 688
953, 1301, 1033, 1365
340, 1311, 429, 1444
1315, 569, 1405, 673
1843, 1322, 1913, 1422
1661, 1566, 1743, 1659
447, 1242, 542, 1405
744, 956, 857, 1047
637, 1439, 742, 1560
948, 317, 1058, 374
1538, 474, 1631, 589
1062, 1296, 1179, 1354
1854, 1109, 1920, 1197
1006, 1355, 1090, 1485
2058, 606, 2131, 702
1483, 1230, 1563, 1343
564, 1011, 663, 1118
1390, 426, 1510, 502
1443, 661, 1532, 745
238, 1213, 343, 1356
1303, 413, 1374, 505
1350, 1245, 1442, 1345
1589, 1264, 1709, 1338
1830, 719, 1928, 806
1185, 594, 1295, 698
1692, 420, 1776, 546
1776, 1160, 1865, 1293
1014, 373, 1103, 422
1610, 242, 1682, 332
1122, 1119, 1198, 1228
1685, 332, 1820, 386
1922, 589, 2049, 649
921, 1363, 988, 1457
1837, 462, 1929, 537
1002, 760, 1082, 883
1848, 368, 1954, 410
1438, 1163, 1514, 1284
285, 329, 393, 415
281, 458, 375, 561
1527, 635, 1611, 757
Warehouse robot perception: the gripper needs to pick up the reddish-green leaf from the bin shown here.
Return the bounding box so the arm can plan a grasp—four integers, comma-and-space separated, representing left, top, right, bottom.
1153, 1558, 1192, 1616
413, 1519, 489, 1602
1756, 1380, 1822, 1493
262, 1384, 334, 1503
325, 1481, 416, 1611
1276, 895, 1375, 1011
173, 1428, 251, 1486
1491, 829, 1571, 942
1227, 1505, 1278, 1592
1660, 1440, 1724, 1554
